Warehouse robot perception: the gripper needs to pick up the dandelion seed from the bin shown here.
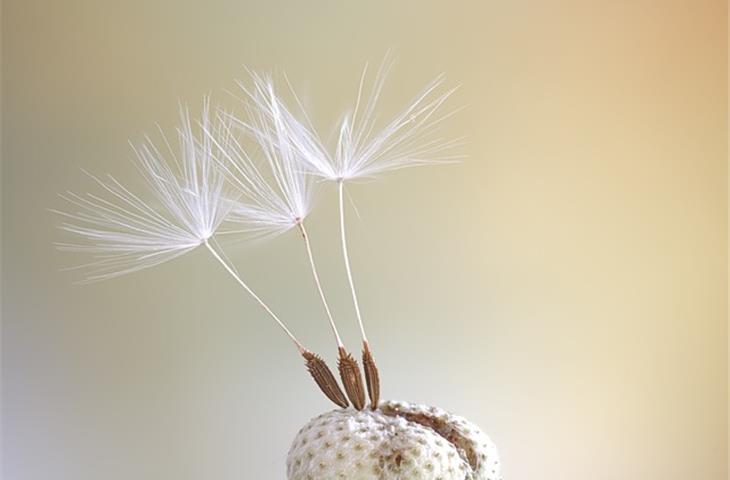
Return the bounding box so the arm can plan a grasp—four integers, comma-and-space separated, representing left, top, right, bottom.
266, 54, 463, 409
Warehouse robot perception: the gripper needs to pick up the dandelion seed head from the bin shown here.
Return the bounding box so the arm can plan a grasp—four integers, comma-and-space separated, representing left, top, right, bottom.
53, 98, 236, 282
214, 72, 314, 240
267, 54, 464, 182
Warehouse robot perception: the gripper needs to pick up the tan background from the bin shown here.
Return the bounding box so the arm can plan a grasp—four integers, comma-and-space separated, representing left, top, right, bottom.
2, 1, 727, 479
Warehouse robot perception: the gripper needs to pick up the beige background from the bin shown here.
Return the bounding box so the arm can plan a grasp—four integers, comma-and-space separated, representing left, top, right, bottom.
2, 1, 727, 479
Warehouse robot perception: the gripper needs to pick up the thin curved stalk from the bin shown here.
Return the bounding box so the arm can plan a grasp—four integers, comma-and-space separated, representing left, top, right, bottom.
204, 239, 304, 353
204, 239, 349, 408
297, 221, 344, 348
338, 180, 367, 342
299, 217, 366, 410
337, 180, 380, 410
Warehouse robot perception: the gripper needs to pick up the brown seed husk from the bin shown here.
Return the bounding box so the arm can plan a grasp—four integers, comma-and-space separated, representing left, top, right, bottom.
302, 350, 349, 408
362, 341, 380, 410
338, 346, 366, 410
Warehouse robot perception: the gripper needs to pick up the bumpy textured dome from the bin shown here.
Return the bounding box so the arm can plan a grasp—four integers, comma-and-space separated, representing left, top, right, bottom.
287, 400, 501, 480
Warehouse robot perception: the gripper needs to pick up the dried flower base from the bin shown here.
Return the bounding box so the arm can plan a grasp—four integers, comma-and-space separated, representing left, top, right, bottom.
287, 400, 501, 480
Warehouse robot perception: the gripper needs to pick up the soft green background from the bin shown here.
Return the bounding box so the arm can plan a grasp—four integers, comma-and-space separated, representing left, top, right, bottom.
2, 1, 727, 479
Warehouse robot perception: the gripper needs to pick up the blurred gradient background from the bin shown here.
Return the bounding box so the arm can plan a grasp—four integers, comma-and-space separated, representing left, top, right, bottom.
2, 1, 727, 479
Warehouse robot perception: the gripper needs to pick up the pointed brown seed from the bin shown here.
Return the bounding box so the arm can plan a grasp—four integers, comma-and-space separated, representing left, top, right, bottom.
302, 350, 349, 408
362, 341, 380, 410
338, 346, 366, 410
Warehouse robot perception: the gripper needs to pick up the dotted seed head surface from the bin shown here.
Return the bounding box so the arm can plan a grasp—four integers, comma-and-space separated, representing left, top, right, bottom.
286, 400, 501, 480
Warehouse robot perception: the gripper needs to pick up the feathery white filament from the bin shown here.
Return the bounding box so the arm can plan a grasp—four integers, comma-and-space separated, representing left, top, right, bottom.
54, 100, 233, 282
207, 117, 302, 239
214, 74, 312, 239
286, 54, 463, 181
